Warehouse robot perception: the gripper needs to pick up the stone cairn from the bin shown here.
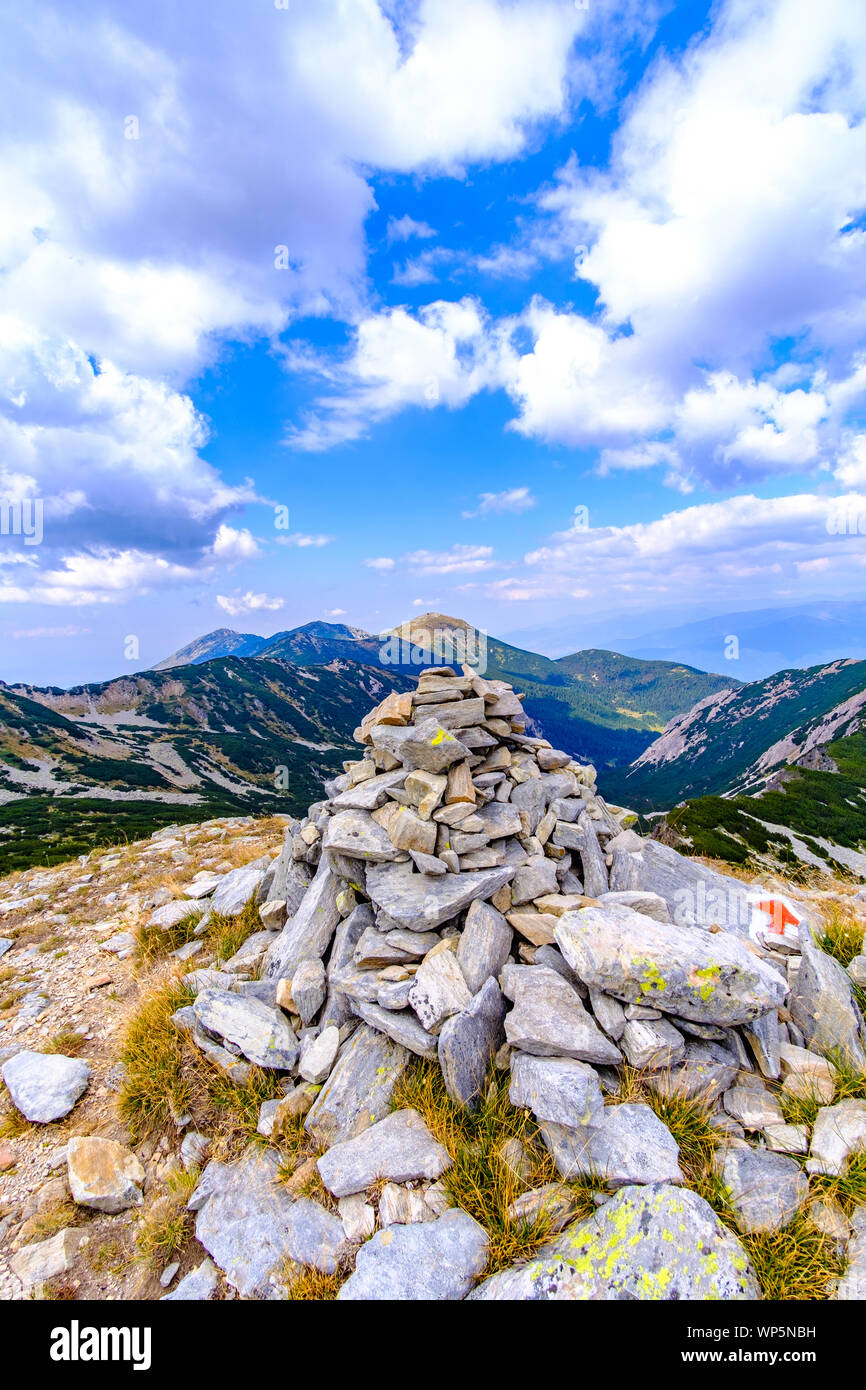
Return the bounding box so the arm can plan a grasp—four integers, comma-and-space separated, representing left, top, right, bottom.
146, 666, 866, 1297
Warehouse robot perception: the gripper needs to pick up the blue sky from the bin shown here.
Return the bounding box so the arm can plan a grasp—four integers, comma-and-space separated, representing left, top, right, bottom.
1, 0, 866, 686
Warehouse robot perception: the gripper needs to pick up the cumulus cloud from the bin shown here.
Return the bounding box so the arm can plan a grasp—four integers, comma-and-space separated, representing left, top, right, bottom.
364, 556, 396, 571
387, 215, 437, 243
216, 590, 285, 617
405, 544, 495, 574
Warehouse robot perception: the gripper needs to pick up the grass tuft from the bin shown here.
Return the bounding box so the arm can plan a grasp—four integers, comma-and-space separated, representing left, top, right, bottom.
818, 900, 865, 968
42, 1029, 87, 1056
739, 1213, 844, 1301
118, 979, 196, 1139
281, 1259, 347, 1300
135, 912, 203, 968
392, 1060, 596, 1275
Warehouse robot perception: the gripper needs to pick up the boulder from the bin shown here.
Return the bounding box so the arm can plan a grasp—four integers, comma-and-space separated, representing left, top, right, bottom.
317, 1108, 450, 1197
556, 903, 787, 1025
337, 1209, 488, 1300
1, 1051, 90, 1123
193, 990, 299, 1069
67, 1136, 145, 1213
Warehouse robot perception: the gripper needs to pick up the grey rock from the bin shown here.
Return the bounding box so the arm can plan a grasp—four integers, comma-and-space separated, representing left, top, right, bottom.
338, 1209, 488, 1300
329, 770, 406, 811
510, 856, 559, 907
193, 990, 298, 1069
790, 936, 866, 1066
609, 839, 753, 935
456, 900, 513, 995
438, 977, 506, 1106
10, 1227, 88, 1288
210, 866, 267, 917
806, 1099, 866, 1177
161, 1256, 219, 1301
506, 1184, 585, 1234
469, 1184, 759, 1300
721, 1147, 808, 1233
317, 1107, 451, 1197
0, 938, 13, 959
556, 903, 788, 1025
509, 1052, 604, 1128
575, 812, 609, 898
408, 950, 471, 1033
324, 809, 407, 863
742, 1009, 783, 1079
221, 930, 277, 974
541, 1102, 683, 1186
1, 1051, 90, 1123
503, 966, 622, 1065
365, 860, 515, 931
264, 859, 342, 981
305, 1024, 410, 1147
370, 718, 471, 772
298, 1025, 340, 1083
475, 802, 523, 839
510, 779, 546, 832
849, 955, 866, 988
377, 978, 415, 1010
151, 899, 208, 929
292, 957, 326, 1024
588, 988, 626, 1041
191, 1151, 348, 1294
620, 1018, 685, 1070
601, 890, 671, 923
351, 1000, 439, 1060
180, 1131, 211, 1172
723, 1085, 784, 1130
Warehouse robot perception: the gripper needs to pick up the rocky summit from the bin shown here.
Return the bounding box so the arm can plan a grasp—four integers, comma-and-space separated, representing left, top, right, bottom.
1, 666, 865, 1303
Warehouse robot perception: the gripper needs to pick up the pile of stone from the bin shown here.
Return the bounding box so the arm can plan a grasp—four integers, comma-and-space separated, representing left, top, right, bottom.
7, 669, 866, 1300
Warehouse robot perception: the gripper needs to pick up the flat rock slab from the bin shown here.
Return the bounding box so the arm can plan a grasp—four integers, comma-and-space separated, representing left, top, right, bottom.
193, 989, 298, 1070
509, 1053, 604, 1129
161, 1257, 219, 1301
370, 719, 471, 773
190, 1151, 348, 1295
791, 938, 866, 1067
67, 1136, 145, 1213
351, 999, 439, 1060
556, 903, 787, 1026
151, 900, 208, 929
807, 1099, 866, 1177
469, 1184, 760, 1300
10, 1227, 88, 1288
609, 839, 753, 936
317, 1108, 451, 1197
503, 966, 622, 1065
540, 1103, 683, 1187
438, 977, 506, 1107
337, 1209, 489, 1300
264, 859, 342, 981
365, 861, 515, 931
408, 950, 471, 1033
210, 866, 266, 917
305, 1024, 410, 1147
324, 810, 407, 862
456, 899, 512, 995
1, 1051, 90, 1123
721, 1147, 808, 1233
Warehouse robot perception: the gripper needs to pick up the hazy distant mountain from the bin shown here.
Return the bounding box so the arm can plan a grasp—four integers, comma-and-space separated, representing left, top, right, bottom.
152, 627, 271, 668
506, 600, 866, 682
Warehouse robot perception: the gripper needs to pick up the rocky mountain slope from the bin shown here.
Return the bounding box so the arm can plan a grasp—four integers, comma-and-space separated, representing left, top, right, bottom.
602, 657, 866, 879
155, 614, 738, 769
0, 659, 411, 874
1, 668, 864, 1302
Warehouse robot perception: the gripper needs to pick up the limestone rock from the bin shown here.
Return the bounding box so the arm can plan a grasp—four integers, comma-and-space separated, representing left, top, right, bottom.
365, 861, 515, 931
806, 1099, 866, 1177
556, 903, 787, 1025
456, 899, 512, 994
10, 1227, 88, 1288
408, 950, 471, 1033
509, 1052, 604, 1129
161, 1257, 219, 1301
1, 1051, 90, 1123
541, 1102, 683, 1187
503, 966, 622, 1065
67, 1136, 145, 1213
210, 866, 266, 917
721, 1147, 808, 1233
438, 977, 506, 1107
469, 1184, 759, 1300
264, 859, 342, 981
790, 936, 866, 1066
338, 1209, 488, 1300
305, 1024, 411, 1147
317, 1108, 451, 1197
193, 990, 299, 1069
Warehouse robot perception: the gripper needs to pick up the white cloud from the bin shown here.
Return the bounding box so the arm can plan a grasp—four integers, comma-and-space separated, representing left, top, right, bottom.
216, 590, 285, 617
324, 607, 347, 616
276, 532, 334, 548
12, 625, 90, 639
210, 524, 261, 562
364, 556, 395, 571
405, 544, 495, 574
387, 215, 437, 243
462, 486, 536, 518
